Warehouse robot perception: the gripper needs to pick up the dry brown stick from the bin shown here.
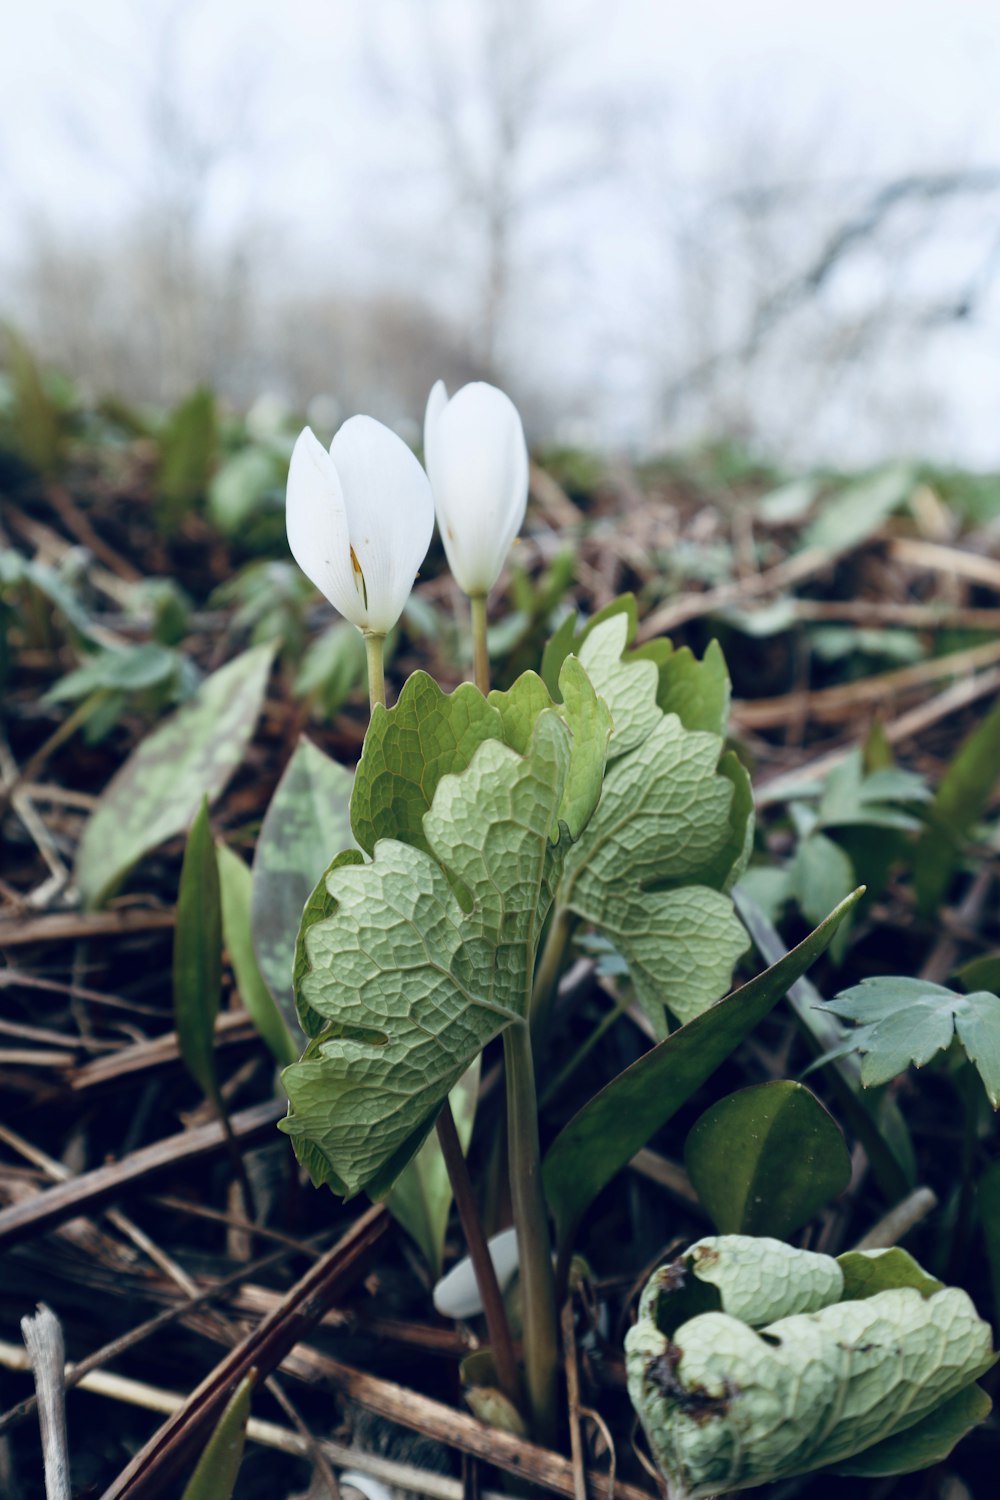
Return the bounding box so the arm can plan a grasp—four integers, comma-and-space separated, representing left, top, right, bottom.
733, 637, 1000, 729
0, 907, 176, 949
284, 1346, 652, 1500
99, 1202, 389, 1500
562, 1299, 588, 1500
69, 1010, 258, 1092
889, 535, 1000, 591
45, 483, 143, 583
786, 598, 1000, 630
754, 663, 1000, 804
0, 1229, 337, 1437
637, 545, 835, 640
0, 1100, 284, 1251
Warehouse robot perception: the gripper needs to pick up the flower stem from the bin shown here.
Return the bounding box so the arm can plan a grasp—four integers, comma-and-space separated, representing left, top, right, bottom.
529, 906, 576, 1044
469, 594, 490, 695
435, 1100, 521, 1412
503, 1021, 559, 1446
363, 630, 386, 712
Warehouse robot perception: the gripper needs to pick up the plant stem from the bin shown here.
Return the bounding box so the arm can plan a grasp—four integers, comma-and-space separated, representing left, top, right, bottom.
470, 594, 490, 694
503, 1022, 559, 1446
363, 630, 386, 712
434, 1101, 521, 1411
530, 906, 576, 1043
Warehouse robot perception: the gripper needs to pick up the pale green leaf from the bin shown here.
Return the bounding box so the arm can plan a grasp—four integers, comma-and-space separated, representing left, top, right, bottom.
75, 643, 275, 908
251, 736, 354, 1026
216, 843, 297, 1067
831, 1383, 992, 1477
281, 713, 576, 1198
825, 976, 1000, 1104
627, 1234, 996, 1498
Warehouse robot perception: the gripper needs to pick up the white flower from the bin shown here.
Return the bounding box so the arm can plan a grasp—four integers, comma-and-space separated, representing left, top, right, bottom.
286, 416, 434, 634
423, 380, 529, 597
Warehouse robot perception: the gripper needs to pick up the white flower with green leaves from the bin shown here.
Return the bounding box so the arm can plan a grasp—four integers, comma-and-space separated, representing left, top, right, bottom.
286, 416, 434, 636
423, 380, 529, 598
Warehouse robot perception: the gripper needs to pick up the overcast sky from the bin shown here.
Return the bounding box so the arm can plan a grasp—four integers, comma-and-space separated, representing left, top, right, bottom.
3, 0, 1000, 464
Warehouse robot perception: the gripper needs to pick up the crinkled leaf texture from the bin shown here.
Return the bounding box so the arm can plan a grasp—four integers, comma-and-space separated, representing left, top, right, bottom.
823, 976, 1000, 1106
281, 693, 605, 1200
554, 607, 753, 1033
626, 1235, 996, 1499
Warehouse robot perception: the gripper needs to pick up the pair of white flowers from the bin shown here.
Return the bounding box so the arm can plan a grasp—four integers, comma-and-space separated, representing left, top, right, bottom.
286, 382, 529, 636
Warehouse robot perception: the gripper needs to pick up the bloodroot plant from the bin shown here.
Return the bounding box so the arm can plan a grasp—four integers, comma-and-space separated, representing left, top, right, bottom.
276, 381, 995, 1480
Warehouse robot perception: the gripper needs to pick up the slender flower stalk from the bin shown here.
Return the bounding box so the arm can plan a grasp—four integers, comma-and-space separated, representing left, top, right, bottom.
469, 593, 490, 695
504, 1021, 559, 1446
363, 631, 386, 713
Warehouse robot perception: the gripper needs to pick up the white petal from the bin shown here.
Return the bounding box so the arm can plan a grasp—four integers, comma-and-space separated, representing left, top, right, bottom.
432, 1226, 521, 1319
426, 382, 529, 596
423, 378, 449, 474
330, 415, 435, 634
285, 426, 368, 629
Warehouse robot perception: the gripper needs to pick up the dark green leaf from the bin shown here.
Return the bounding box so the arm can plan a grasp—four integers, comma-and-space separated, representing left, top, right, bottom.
685, 1081, 851, 1237
914, 695, 1000, 914
542, 889, 864, 1256
158, 386, 218, 527
837, 1246, 943, 1300
217, 843, 298, 1067
830, 1384, 992, 1477
978, 1158, 1000, 1324
173, 799, 223, 1106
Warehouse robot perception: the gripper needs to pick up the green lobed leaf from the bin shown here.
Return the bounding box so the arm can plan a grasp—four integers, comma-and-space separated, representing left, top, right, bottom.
179, 1375, 253, 1500
216, 843, 298, 1067
824, 976, 1000, 1105
281, 711, 588, 1198
557, 639, 750, 1030
542, 889, 863, 1257
250, 737, 354, 1027
173, 799, 223, 1107
685, 1081, 851, 1238
75, 643, 275, 908
350, 671, 503, 856
385, 1059, 480, 1278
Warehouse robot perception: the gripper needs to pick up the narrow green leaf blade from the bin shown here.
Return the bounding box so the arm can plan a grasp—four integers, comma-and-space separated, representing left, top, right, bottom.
685, 1081, 851, 1237
386, 1060, 480, 1278
543, 889, 864, 1255
914, 695, 1000, 914
179, 1375, 253, 1500
217, 843, 298, 1067
75, 643, 275, 908
173, 799, 223, 1105
250, 737, 354, 1025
